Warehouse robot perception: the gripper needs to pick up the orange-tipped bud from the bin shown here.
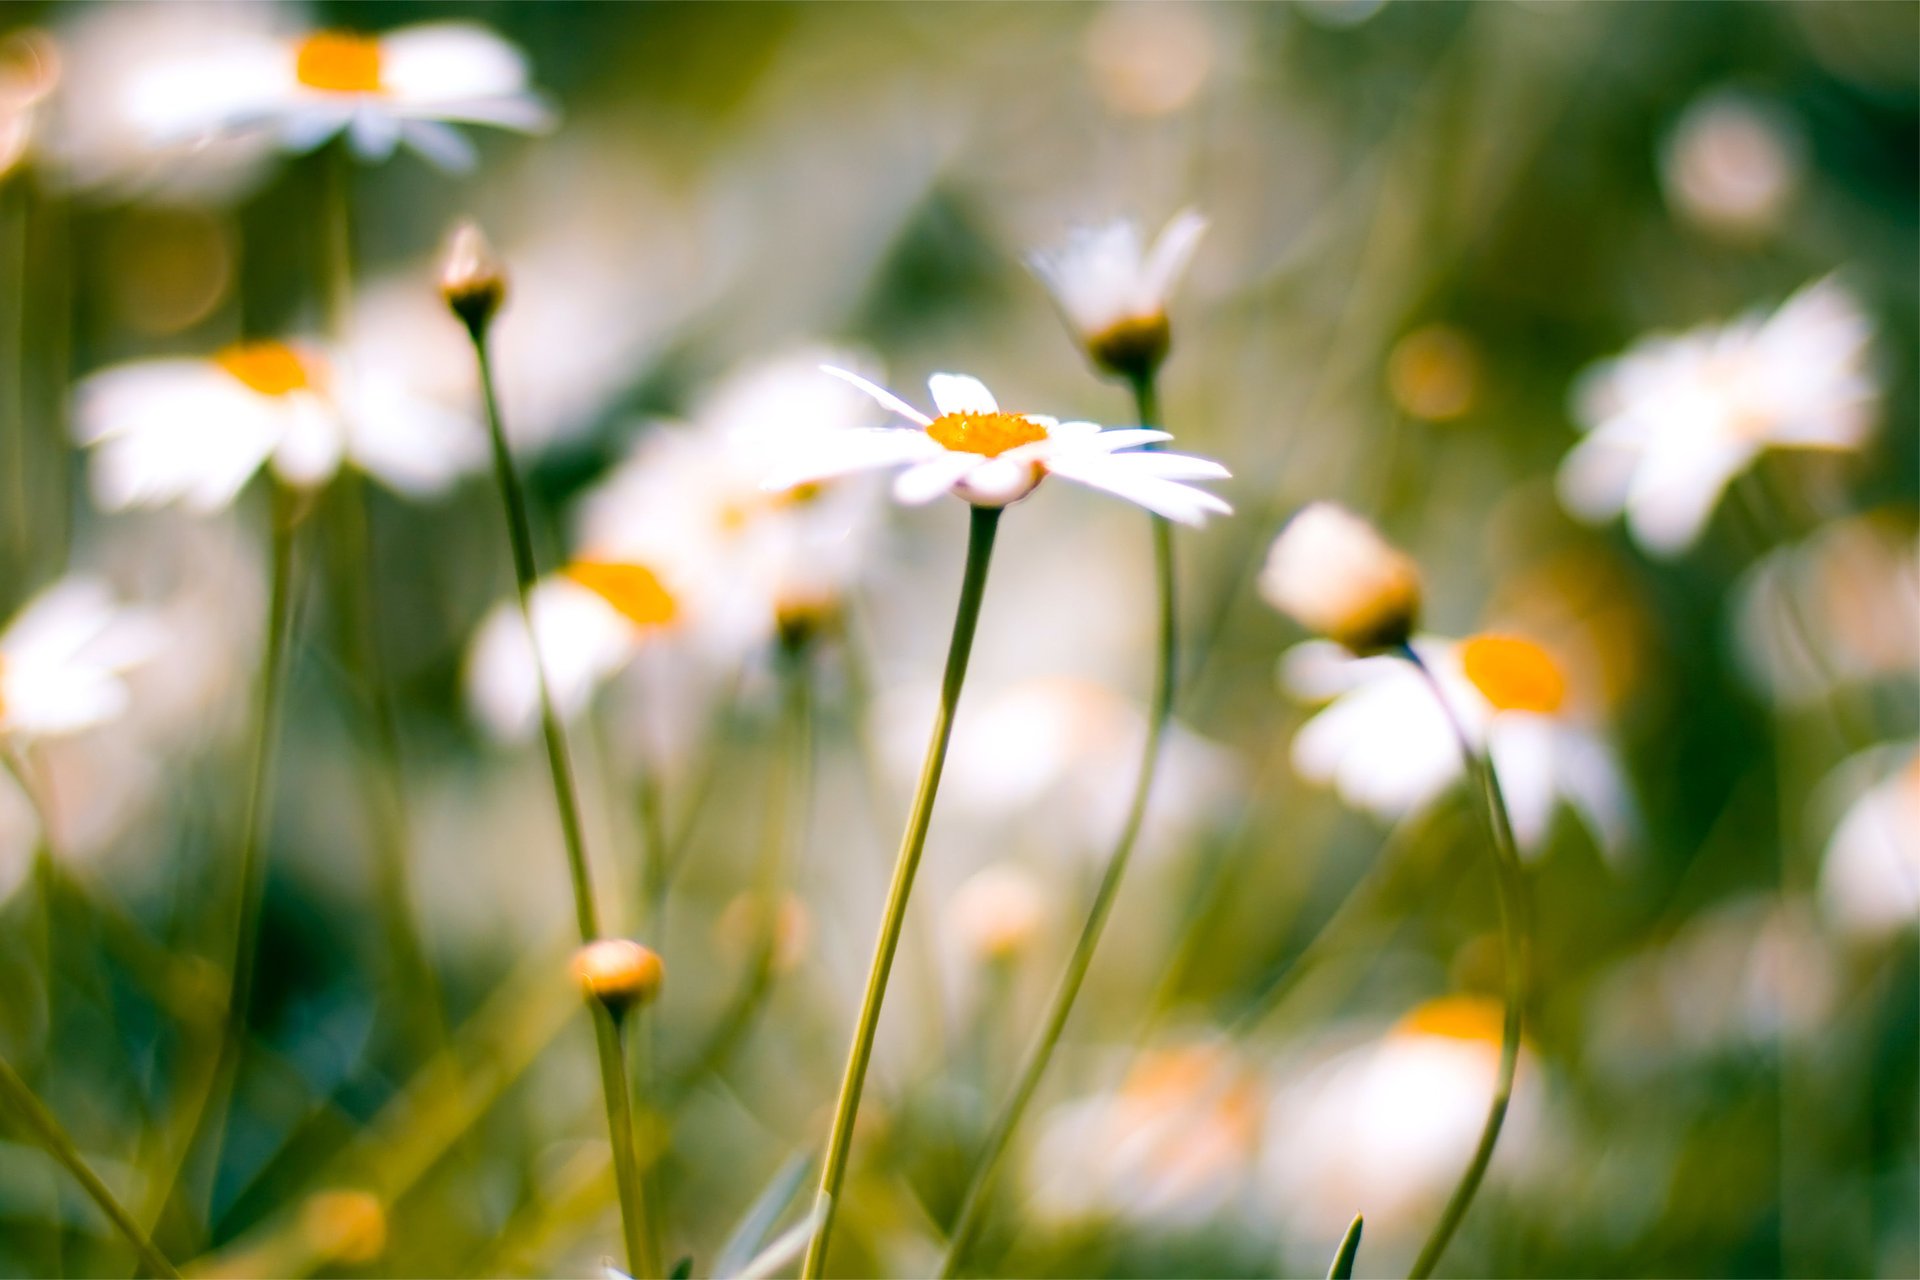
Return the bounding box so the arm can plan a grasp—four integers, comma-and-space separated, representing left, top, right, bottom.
439, 220, 505, 335
570, 938, 664, 1015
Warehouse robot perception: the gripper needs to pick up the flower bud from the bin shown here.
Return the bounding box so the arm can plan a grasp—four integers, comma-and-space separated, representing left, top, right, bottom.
570, 938, 664, 1015
1259, 502, 1421, 653
949, 863, 1048, 962
439, 220, 506, 335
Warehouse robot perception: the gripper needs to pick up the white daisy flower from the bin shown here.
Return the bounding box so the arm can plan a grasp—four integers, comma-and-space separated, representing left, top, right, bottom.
73, 338, 482, 512
1281, 633, 1636, 862
1027, 209, 1208, 376
129, 22, 553, 172
1259, 502, 1422, 653
947, 861, 1051, 963
767, 367, 1231, 525
1558, 278, 1879, 556
1815, 745, 1920, 940
0, 578, 163, 743
1662, 91, 1804, 239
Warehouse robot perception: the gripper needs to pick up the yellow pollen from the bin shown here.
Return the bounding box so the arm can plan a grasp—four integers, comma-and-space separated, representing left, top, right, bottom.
925, 412, 1048, 458
1396, 995, 1505, 1045
295, 31, 383, 94
566, 560, 678, 630
1460, 633, 1568, 715
215, 341, 314, 397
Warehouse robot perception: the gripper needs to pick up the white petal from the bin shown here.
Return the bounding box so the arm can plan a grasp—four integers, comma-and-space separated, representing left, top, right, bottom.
1045, 453, 1232, 525
346, 106, 403, 161
892, 452, 981, 505
820, 365, 932, 426
1082, 428, 1174, 453
1140, 208, 1208, 310
380, 23, 533, 105
927, 373, 999, 416
760, 427, 941, 490
397, 118, 477, 171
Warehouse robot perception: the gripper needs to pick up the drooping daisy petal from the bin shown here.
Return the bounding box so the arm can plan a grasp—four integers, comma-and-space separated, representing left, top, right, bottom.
894, 452, 986, 505
821, 365, 933, 426
1141, 208, 1209, 308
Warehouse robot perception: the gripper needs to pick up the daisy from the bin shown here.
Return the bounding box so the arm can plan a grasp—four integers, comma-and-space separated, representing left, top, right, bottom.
0, 578, 162, 744
1557, 278, 1879, 556
1280, 633, 1636, 862
0, 29, 58, 182
73, 338, 481, 512
1259, 502, 1422, 654
129, 22, 552, 171
1027, 209, 1209, 378
766, 368, 1230, 525
1815, 745, 1920, 939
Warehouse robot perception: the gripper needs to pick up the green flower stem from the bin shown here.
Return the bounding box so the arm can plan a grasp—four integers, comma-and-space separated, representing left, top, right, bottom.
1401, 644, 1530, 1280
463, 321, 655, 1274
802, 504, 1003, 1280
0, 1055, 180, 1278
936, 373, 1177, 1278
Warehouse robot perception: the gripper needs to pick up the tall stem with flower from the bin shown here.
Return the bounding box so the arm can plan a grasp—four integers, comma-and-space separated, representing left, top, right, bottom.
804, 503, 1002, 1278
444, 224, 658, 1277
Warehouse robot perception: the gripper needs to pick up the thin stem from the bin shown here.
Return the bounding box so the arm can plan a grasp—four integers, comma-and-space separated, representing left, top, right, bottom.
465, 321, 658, 1270
1401, 644, 1529, 1280
597, 1008, 660, 1279
0, 1055, 180, 1278
802, 504, 1002, 1279
937, 373, 1176, 1277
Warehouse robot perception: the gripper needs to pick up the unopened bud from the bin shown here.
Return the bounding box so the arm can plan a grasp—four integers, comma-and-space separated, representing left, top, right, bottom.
1086, 313, 1172, 383
570, 938, 664, 1015
1259, 502, 1422, 654
439, 220, 505, 335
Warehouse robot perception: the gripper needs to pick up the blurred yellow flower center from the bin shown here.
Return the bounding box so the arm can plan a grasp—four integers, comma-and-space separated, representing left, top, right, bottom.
1397, 995, 1505, 1045
566, 560, 678, 629
926, 412, 1048, 458
295, 32, 383, 94
1460, 633, 1568, 714
719, 482, 821, 531
216, 342, 314, 397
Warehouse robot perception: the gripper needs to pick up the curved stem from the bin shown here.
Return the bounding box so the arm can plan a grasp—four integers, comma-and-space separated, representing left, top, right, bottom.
1401, 645, 1529, 1280
937, 373, 1175, 1277
802, 505, 1002, 1279
0, 1056, 180, 1278
466, 325, 655, 1272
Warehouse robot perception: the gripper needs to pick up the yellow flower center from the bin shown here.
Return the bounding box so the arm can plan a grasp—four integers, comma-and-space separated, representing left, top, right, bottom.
215, 341, 315, 397
925, 412, 1049, 458
1396, 995, 1506, 1045
565, 560, 678, 630
1459, 633, 1568, 715
295, 31, 383, 94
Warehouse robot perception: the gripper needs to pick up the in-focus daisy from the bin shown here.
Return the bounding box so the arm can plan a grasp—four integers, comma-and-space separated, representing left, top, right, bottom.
130, 22, 552, 171
1815, 745, 1920, 940
74, 338, 481, 511
1558, 278, 1879, 556
1280, 632, 1636, 862
0, 578, 162, 744
1027, 209, 1208, 378
766, 368, 1230, 525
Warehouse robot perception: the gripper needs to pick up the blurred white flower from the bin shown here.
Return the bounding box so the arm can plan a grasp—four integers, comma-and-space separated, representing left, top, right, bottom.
1558, 279, 1879, 556
1816, 745, 1920, 939
0, 578, 163, 743
129, 22, 552, 171
948, 861, 1051, 963
1261, 997, 1540, 1255
1662, 91, 1805, 238
577, 348, 887, 642
1027, 1042, 1264, 1229
0, 30, 59, 181
1259, 502, 1421, 653
769, 368, 1230, 525
1280, 633, 1636, 862
1027, 210, 1207, 376
73, 338, 481, 511
1733, 509, 1920, 705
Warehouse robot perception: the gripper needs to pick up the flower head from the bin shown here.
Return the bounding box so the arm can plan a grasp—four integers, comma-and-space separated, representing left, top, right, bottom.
0, 578, 163, 743
0, 30, 59, 182
570, 938, 665, 1014
73, 338, 481, 511
1259, 503, 1421, 653
1028, 210, 1208, 379
766, 367, 1230, 525
949, 862, 1050, 962
439, 220, 506, 335
1816, 745, 1920, 939
1558, 278, 1878, 556
130, 22, 553, 171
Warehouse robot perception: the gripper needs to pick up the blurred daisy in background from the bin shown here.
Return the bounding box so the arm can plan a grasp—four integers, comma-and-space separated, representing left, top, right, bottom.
1280, 633, 1636, 863
0, 29, 59, 182
0, 578, 163, 746
767, 368, 1231, 524
1027, 209, 1208, 378
1261, 996, 1542, 1257
947, 861, 1052, 966
1557, 278, 1879, 556
1259, 502, 1422, 654
1814, 744, 1920, 940
1662, 90, 1805, 240
1027, 1041, 1265, 1229
73, 338, 481, 511
129, 21, 552, 170
1733, 508, 1920, 705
